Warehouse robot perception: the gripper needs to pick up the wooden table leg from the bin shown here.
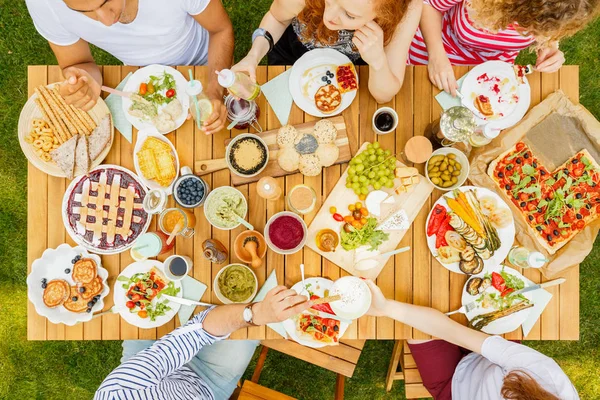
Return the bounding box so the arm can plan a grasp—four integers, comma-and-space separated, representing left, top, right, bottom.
251, 346, 269, 383
335, 374, 345, 400
386, 340, 404, 392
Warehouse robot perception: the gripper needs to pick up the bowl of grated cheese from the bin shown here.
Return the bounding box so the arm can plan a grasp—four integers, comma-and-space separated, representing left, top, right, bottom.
329, 276, 372, 320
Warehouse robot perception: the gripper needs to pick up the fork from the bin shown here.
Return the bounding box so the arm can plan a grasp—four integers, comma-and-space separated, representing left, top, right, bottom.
445, 301, 478, 316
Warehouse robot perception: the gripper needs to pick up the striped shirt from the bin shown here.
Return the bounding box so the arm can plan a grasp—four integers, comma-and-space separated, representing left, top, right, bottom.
94, 308, 225, 400
408, 0, 536, 65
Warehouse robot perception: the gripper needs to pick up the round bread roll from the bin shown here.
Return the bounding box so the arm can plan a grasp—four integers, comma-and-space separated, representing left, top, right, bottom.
277, 146, 300, 172
298, 154, 322, 176
313, 119, 338, 144
315, 144, 339, 167
277, 125, 298, 147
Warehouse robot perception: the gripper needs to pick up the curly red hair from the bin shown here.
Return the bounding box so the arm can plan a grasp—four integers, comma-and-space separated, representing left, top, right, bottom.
297, 0, 410, 47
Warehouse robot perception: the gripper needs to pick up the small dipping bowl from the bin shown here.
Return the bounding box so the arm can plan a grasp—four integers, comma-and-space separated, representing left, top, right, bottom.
425, 148, 469, 191
214, 263, 258, 304
234, 230, 267, 265
226, 133, 269, 178
204, 186, 248, 231
329, 276, 372, 320
264, 211, 307, 255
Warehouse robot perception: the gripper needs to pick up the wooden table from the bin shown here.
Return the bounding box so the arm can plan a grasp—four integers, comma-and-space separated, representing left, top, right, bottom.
27, 65, 580, 341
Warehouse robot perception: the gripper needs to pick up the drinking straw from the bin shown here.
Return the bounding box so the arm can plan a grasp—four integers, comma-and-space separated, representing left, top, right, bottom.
188, 69, 203, 130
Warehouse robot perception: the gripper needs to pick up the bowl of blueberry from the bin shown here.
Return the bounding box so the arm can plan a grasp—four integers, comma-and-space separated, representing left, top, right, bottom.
173, 166, 210, 208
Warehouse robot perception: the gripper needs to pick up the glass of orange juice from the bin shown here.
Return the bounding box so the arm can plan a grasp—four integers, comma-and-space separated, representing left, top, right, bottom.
159, 208, 196, 238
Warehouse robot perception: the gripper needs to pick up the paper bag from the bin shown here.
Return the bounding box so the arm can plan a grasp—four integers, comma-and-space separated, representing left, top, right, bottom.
469, 91, 600, 278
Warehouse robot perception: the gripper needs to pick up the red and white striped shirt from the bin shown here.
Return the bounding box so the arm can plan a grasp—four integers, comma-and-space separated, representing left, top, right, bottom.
408, 0, 536, 65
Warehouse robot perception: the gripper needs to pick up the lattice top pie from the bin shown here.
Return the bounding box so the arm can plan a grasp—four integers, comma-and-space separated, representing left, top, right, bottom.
63, 166, 150, 254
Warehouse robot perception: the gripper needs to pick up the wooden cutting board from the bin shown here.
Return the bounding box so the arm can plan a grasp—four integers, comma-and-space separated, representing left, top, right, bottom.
306, 142, 434, 280
194, 116, 351, 186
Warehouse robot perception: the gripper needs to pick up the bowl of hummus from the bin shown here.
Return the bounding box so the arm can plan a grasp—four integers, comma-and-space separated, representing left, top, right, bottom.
214, 264, 258, 304
204, 186, 248, 230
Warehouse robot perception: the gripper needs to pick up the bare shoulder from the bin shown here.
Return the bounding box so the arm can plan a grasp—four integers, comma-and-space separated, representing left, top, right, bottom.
272, 0, 306, 16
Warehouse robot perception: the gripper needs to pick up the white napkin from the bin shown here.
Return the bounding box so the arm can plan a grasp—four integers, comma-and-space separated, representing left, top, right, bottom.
520, 273, 553, 337
435, 75, 467, 111
105, 72, 133, 142
253, 270, 287, 338
260, 69, 294, 126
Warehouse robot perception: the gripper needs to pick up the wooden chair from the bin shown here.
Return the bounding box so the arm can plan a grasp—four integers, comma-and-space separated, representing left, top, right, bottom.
235, 380, 296, 400
386, 340, 432, 399
249, 339, 366, 400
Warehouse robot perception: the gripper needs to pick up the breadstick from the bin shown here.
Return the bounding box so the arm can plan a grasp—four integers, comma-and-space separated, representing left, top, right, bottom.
71, 105, 97, 133
40, 86, 77, 137
34, 89, 69, 143
50, 86, 89, 135
36, 86, 72, 140
311, 295, 342, 305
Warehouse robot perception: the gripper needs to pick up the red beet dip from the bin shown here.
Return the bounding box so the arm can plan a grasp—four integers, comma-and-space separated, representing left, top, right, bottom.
269, 215, 304, 250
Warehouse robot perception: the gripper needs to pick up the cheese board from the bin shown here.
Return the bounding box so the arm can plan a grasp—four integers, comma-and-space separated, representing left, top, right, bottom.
306, 142, 434, 279
193, 116, 351, 185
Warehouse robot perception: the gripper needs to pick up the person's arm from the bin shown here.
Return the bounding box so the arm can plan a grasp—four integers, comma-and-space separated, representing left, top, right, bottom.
231, 0, 305, 82
50, 40, 103, 111
191, 0, 234, 135
420, 2, 458, 96
95, 286, 310, 398
352, 0, 422, 103
365, 280, 489, 353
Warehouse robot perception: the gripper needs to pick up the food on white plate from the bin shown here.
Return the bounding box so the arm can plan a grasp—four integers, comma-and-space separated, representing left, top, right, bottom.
469, 302, 534, 331
395, 167, 420, 193
489, 141, 600, 255
329, 276, 371, 319
427, 153, 462, 188
465, 276, 491, 296
512, 64, 533, 84
346, 142, 397, 200
335, 63, 358, 94
50, 135, 78, 179
75, 135, 89, 173
488, 208, 513, 229
88, 115, 112, 160
298, 154, 322, 176
437, 245, 461, 264
42, 279, 70, 308
445, 231, 467, 251
25, 119, 61, 163
313, 119, 338, 144
474, 95, 494, 117
314, 84, 342, 114
315, 143, 339, 167
72, 257, 97, 284
117, 266, 180, 320
458, 245, 484, 274
267, 213, 306, 252
296, 313, 340, 344
136, 137, 177, 187
427, 204, 454, 249
479, 196, 498, 216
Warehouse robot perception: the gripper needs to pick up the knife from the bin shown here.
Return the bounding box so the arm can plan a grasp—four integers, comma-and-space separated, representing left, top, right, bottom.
307, 309, 353, 325
162, 294, 214, 308
512, 278, 566, 296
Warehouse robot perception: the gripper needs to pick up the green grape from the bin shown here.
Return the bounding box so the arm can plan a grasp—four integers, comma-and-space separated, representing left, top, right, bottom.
384, 149, 391, 157
352, 175, 359, 183
373, 142, 380, 149
345, 182, 352, 188
352, 182, 360, 190
380, 176, 388, 184
368, 154, 376, 162
348, 167, 356, 176
377, 170, 386, 176
360, 187, 369, 195
377, 155, 385, 163
385, 180, 395, 188
368, 148, 376, 155
368, 171, 376, 179
358, 175, 367, 183
355, 164, 365, 172
373, 181, 382, 190
376, 148, 384, 155
354, 157, 363, 164
367, 144, 374, 150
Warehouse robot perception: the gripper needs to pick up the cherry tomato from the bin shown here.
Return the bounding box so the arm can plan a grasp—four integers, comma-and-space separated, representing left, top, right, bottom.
329, 206, 337, 214
131, 294, 141, 301
126, 301, 135, 309
536, 215, 545, 224
325, 319, 337, 327
516, 142, 526, 151
348, 204, 356, 212
575, 220, 585, 230
355, 202, 362, 210
360, 207, 369, 216
561, 230, 570, 239
139, 82, 148, 95
333, 213, 344, 222
314, 332, 324, 340
573, 167, 584, 177
526, 203, 536, 212
351, 220, 362, 229
360, 218, 368, 225
519, 193, 529, 202
596, 205, 600, 214
358, 194, 367, 201
343, 215, 354, 223
353, 210, 363, 220
147, 82, 155, 94
166, 88, 176, 98
137, 310, 148, 319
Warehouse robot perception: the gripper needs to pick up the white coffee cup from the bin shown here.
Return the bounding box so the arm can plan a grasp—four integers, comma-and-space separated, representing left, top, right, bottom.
163, 255, 193, 281
372, 107, 399, 135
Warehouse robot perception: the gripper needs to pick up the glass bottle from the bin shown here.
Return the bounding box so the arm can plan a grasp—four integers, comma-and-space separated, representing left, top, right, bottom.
507, 246, 547, 269
216, 69, 261, 101
186, 80, 212, 129
202, 239, 228, 264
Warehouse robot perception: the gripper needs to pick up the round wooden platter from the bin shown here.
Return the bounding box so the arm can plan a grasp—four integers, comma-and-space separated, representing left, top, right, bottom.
18, 83, 114, 178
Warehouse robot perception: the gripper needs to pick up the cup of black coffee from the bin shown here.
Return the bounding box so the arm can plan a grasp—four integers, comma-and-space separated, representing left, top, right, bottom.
372, 107, 398, 135
164, 255, 193, 281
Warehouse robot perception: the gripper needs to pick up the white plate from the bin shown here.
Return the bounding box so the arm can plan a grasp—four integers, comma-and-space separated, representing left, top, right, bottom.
26, 244, 110, 326
282, 277, 349, 348
133, 131, 180, 195
425, 186, 515, 275
122, 65, 190, 135
289, 49, 358, 118
113, 260, 182, 329
460, 61, 530, 131
462, 264, 534, 334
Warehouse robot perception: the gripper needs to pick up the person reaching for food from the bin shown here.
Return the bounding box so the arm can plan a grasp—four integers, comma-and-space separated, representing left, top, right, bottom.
409, 0, 600, 96
25, 0, 234, 134
363, 279, 579, 400
231, 0, 423, 104
94, 286, 311, 400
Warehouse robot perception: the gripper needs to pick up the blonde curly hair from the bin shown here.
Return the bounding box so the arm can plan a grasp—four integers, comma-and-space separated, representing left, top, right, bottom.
468, 0, 600, 47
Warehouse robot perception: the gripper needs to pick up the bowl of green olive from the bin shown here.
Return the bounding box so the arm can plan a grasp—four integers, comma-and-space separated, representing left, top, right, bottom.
425, 148, 469, 191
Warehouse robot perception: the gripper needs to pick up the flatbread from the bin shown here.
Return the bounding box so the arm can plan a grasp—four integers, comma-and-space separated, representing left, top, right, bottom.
298, 154, 321, 176
314, 84, 341, 114
313, 119, 338, 144
315, 143, 339, 167
42, 279, 70, 308
277, 146, 300, 172
75, 134, 89, 174
88, 115, 111, 161
277, 125, 298, 147
50, 135, 78, 179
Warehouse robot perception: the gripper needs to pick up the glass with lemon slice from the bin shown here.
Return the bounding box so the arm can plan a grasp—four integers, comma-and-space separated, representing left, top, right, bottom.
186, 80, 213, 129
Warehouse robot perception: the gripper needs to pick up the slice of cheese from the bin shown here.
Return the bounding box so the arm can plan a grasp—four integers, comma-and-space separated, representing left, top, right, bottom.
378, 209, 410, 231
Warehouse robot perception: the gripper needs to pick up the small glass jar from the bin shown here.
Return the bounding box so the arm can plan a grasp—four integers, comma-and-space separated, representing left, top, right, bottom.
286, 184, 317, 215
225, 95, 262, 132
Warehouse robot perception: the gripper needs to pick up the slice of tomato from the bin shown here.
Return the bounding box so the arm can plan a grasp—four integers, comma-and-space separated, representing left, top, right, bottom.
575, 220, 585, 230
516, 142, 526, 151
500, 288, 514, 298
491, 272, 506, 292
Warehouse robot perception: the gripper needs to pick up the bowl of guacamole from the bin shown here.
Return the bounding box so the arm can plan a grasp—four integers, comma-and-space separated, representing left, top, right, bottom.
214, 264, 258, 304
204, 186, 248, 230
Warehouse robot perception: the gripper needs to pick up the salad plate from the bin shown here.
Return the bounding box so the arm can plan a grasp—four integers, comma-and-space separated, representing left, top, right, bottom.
114, 260, 182, 329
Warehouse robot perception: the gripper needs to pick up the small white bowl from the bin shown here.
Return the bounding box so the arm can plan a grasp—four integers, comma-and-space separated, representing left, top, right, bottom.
329, 276, 372, 320
425, 148, 469, 191
264, 211, 307, 255
226, 133, 270, 178
204, 186, 248, 231
214, 264, 258, 304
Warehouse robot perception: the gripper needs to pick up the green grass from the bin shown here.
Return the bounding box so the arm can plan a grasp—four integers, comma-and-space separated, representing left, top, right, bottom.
1, 0, 599, 398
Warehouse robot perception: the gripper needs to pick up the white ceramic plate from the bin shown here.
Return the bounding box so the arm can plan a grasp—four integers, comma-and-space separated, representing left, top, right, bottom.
289, 49, 358, 118
282, 277, 349, 348
460, 61, 530, 131
113, 260, 182, 329
462, 264, 534, 334
122, 65, 190, 135
425, 186, 515, 275
133, 131, 180, 195
27, 244, 110, 326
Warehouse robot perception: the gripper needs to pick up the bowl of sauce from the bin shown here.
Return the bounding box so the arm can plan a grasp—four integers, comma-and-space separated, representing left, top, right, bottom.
286, 184, 317, 215
226, 134, 269, 178
264, 211, 307, 255
214, 264, 258, 304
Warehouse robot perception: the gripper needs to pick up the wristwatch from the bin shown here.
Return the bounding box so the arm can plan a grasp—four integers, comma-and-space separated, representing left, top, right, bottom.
252, 28, 274, 53
243, 303, 259, 326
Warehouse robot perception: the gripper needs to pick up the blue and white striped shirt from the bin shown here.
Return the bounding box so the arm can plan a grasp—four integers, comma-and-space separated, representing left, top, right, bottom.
95, 307, 225, 400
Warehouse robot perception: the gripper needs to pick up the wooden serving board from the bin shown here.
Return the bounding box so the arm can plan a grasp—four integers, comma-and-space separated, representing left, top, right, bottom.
306, 142, 434, 280
195, 116, 351, 186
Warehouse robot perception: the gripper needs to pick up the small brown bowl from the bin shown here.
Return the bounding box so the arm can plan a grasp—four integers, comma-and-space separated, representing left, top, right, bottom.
234, 230, 267, 267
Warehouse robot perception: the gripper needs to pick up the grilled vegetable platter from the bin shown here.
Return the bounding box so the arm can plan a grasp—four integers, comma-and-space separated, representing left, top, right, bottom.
425, 186, 515, 275
462, 264, 534, 334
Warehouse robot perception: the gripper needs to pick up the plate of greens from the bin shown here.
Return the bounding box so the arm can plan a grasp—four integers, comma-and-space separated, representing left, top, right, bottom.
114, 260, 182, 329
122, 65, 190, 135
462, 264, 534, 334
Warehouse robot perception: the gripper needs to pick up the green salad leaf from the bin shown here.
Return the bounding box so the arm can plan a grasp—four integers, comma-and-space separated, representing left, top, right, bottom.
340, 217, 389, 251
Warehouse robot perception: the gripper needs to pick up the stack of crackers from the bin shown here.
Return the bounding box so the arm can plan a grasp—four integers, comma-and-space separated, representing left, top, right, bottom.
136, 137, 176, 187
